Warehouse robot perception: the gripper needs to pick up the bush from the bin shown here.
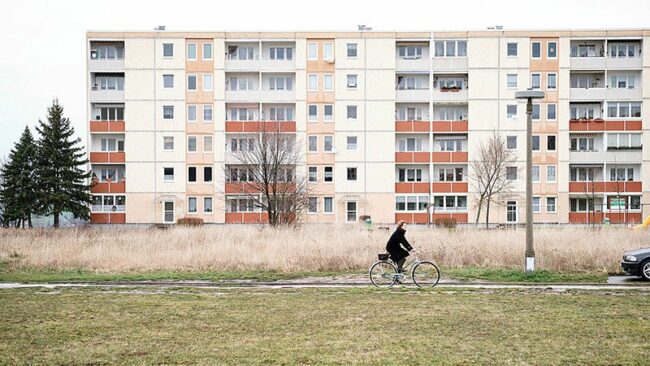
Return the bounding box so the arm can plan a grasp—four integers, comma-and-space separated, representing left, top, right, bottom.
433, 217, 457, 229
176, 217, 204, 226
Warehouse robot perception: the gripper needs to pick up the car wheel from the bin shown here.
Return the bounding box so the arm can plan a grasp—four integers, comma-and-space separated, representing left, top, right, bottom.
641, 260, 650, 281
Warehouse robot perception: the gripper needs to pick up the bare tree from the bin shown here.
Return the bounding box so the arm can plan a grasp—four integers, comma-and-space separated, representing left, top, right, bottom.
226, 123, 311, 227
470, 132, 516, 228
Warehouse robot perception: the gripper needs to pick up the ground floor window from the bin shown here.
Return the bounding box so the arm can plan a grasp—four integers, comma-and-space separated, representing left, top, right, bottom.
91, 195, 126, 212
506, 201, 517, 223
346, 201, 357, 223
163, 201, 174, 223
396, 195, 429, 212
570, 198, 595, 212
433, 195, 467, 211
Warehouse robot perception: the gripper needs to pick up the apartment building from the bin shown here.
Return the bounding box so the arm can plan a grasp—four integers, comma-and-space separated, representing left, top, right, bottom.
86, 29, 650, 225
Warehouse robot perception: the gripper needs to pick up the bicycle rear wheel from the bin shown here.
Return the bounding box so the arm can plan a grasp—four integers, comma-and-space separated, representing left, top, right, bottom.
369, 261, 398, 288
412, 261, 441, 288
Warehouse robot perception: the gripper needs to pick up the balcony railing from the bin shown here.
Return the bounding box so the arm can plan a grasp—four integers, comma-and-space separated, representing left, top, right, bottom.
395, 89, 429, 102
568, 181, 642, 193
91, 180, 126, 194
569, 119, 642, 131
432, 88, 468, 102
90, 152, 125, 163
225, 120, 296, 133
89, 120, 125, 133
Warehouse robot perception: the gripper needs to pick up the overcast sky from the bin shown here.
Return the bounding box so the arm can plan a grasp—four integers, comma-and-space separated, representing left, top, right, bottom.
0, 0, 649, 158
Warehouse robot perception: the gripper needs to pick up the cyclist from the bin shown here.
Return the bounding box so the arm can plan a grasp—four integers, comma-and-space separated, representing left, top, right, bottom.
386, 220, 413, 273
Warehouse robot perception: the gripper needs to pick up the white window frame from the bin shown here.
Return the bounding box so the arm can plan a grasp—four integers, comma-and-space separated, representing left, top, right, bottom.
546, 165, 557, 183
308, 43, 318, 60
531, 42, 541, 59
547, 73, 557, 90
187, 105, 197, 122
346, 43, 358, 58
346, 74, 358, 88
347, 136, 358, 151
203, 104, 213, 122
163, 105, 174, 120
163, 74, 174, 88
203, 197, 213, 214
163, 167, 175, 183
308, 197, 319, 214
187, 74, 197, 91
323, 135, 334, 153
323, 42, 334, 61
308, 104, 318, 122
532, 165, 540, 183
163, 201, 175, 223
308, 135, 318, 152
506, 104, 517, 119
203, 136, 213, 153
308, 166, 318, 183
547, 42, 557, 59
546, 197, 557, 213
162, 43, 174, 58
203, 74, 213, 92
532, 197, 541, 213
187, 43, 197, 61
346, 201, 357, 223
347, 105, 358, 120
163, 136, 174, 151
531, 73, 541, 90
547, 103, 557, 121
506, 73, 518, 88
187, 196, 198, 214
203, 43, 213, 61
324, 104, 333, 122
506, 136, 517, 150
324, 74, 334, 91
187, 136, 197, 153
506, 42, 518, 57
323, 197, 334, 214
308, 74, 318, 91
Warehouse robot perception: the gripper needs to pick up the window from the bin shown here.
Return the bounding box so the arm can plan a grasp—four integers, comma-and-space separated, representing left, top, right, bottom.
308, 166, 317, 182
608, 133, 642, 150
547, 166, 556, 182
187, 136, 197, 152
163, 43, 174, 57
532, 197, 541, 213
227, 46, 254, 60
506, 201, 517, 223
532, 166, 540, 182
204, 136, 213, 152
187, 43, 197, 60
269, 76, 293, 91
547, 73, 557, 89
324, 166, 333, 182
268, 107, 294, 121
346, 201, 357, 223
324, 136, 333, 152
163, 105, 174, 119
163, 136, 174, 150
347, 168, 357, 181
547, 42, 557, 58
431, 195, 467, 211
507, 136, 517, 149
396, 195, 431, 212
308, 74, 318, 91
398, 46, 423, 59
203, 74, 213, 91
532, 104, 540, 120
532, 42, 541, 58
269, 47, 293, 60
347, 43, 357, 57
434, 40, 467, 57
100, 138, 124, 152
609, 75, 635, 89
188, 167, 197, 183
531, 73, 541, 89
507, 105, 517, 119
532, 135, 540, 151
324, 197, 333, 213
163, 167, 174, 182
570, 198, 594, 213
546, 197, 556, 213
347, 74, 357, 88
547, 104, 557, 120
324, 74, 333, 91
399, 168, 424, 182
347, 136, 357, 151
95, 76, 124, 91
323, 43, 333, 60
228, 77, 255, 91
188, 197, 197, 213
607, 102, 642, 118
570, 167, 596, 182
609, 167, 635, 181
437, 139, 463, 152
163, 74, 174, 88
570, 104, 597, 120
437, 168, 464, 182
506, 167, 517, 180
347, 105, 357, 119
547, 135, 556, 151
187, 75, 197, 91
609, 42, 639, 58
398, 137, 423, 152
308, 43, 318, 60
187, 105, 197, 122
507, 74, 517, 88
203, 43, 213, 60
308, 105, 318, 122
308, 136, 317, 152
204, 197, 213, 213
324, 105, 333, 122
163, 201, 174, 222
97, 106, 124, 121
570, 137, 596, 152
203, 105, 212, 122
308, 197, 318, 213
507, 42, 518, 56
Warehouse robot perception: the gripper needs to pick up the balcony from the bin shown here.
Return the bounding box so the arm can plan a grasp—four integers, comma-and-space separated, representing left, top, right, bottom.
569, 119, 642, 131
432, 58, 467, 72
431, 151, 468, 163
89, 88, 124, 102
395, 152, 430, 163
431, 120, 468, 133
432, 88, 468, 102
569, 149, 642, 164
396, 57, 430, 71
91, 180, 126, 194
225, 212, 269, 224
89, 42, 125, 71
569, 88, 606, 101
395, 120, 430, 133
431, 182, 468, 193
607, 57, 643, 70
395, 182, 429, 193
570, 57, 606, 70
568, 181, 642, 193
395, 89, 429, 102
260, 89, 295, 102
606, 87, 642, 100
569, 212, 642, 224
89, 120, 125, 133
259, 58, 296, 70
89, 58, 124, 71
225, 90, 260, 102
90, 213, 126, 224
225, 121, 296, 133
90, 152, 125, 163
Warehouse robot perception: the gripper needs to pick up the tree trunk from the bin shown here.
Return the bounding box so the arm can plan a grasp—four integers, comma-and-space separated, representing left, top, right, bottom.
53, 211, 59, 228
485, 198, 491, 229
474, 196, 484, 226
28, 215, 32, 228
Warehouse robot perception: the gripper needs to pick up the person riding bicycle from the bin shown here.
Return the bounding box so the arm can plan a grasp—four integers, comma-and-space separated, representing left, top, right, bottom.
386, 220, 413, 273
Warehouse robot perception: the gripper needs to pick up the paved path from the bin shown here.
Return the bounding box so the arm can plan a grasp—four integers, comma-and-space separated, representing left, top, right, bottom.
1, 276, 649, 291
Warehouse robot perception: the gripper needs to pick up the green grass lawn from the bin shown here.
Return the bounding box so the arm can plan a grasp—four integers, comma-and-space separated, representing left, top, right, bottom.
1, 287, 648, 365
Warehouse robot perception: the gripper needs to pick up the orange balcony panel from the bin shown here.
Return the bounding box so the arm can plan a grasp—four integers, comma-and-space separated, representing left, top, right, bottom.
395, 182, 429, 193
90, 213, 126, 224
225, 121, 244, 132
91, 181, 126, 194
242, 122, 262, 132
431, 212, 468, 223
569, 212, 604, 224
605, 120, 625, 131
413, 152, 429, 163
453, 120, 468, 132
395, 213, 414, 223
625, 181, 642, 192
395, 152, 429, 163
225, 212, 269, 224
568, 119, 605, 132
395, 121, 413, 132
89, 120, 125, 133
452, 182, 468, 192
569, 181, 642, 193
606, 212, 642, 224
432, 182, 452, 193
225, 182, 257, 194
625, 120, 642, 131
396, 121, 430, 132
431, 121, 451, 132
395, 213, 428, 224
90, 152, 125, 163
431, 152, 451, 162
451, 152, 468, 162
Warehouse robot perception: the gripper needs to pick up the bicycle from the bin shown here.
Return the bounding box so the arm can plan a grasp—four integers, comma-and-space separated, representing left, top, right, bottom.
369, 250, 440, 288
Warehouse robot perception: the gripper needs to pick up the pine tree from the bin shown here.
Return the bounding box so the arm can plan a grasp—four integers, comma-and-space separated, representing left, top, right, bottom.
35, 99, 92, 228
0, 127, 39, 228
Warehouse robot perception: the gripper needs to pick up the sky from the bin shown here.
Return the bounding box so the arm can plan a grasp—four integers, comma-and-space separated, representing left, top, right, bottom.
0, 0, 649, 158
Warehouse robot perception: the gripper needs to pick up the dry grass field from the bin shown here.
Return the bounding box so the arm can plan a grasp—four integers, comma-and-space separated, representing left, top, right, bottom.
0, 225, 646, 275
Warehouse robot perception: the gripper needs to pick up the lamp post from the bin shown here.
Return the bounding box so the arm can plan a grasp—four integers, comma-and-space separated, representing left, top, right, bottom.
515, 89, 545, 274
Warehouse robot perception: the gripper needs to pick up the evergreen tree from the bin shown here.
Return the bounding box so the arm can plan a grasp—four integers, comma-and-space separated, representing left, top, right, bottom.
0, 127, 39, 228
35, 99, 92, 228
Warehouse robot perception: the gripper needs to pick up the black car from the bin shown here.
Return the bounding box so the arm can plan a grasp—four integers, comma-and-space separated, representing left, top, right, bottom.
621, 247, 650, 280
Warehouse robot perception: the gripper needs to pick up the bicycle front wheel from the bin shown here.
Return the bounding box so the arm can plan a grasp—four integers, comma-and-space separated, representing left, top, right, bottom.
369, 261, 398, 288
412, 261, 441, 288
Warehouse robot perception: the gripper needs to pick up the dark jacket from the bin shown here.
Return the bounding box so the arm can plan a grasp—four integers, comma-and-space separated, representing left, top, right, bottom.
386, 228, 412, 262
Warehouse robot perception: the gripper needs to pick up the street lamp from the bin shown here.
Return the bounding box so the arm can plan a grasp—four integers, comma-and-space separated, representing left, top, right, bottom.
515, 89, 545, 274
